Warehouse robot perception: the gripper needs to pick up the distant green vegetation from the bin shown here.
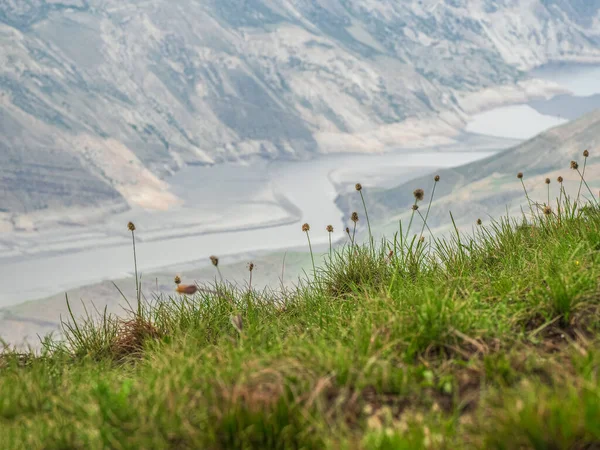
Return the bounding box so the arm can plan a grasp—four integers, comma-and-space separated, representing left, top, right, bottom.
1, 155, 600, 449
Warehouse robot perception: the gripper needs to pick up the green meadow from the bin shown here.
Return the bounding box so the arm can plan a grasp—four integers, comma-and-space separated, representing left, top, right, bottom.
1, 155, 599, 449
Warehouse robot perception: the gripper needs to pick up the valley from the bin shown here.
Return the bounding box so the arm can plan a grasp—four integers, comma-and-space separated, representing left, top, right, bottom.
2, 1, 600, 347
3, 0, 600, 231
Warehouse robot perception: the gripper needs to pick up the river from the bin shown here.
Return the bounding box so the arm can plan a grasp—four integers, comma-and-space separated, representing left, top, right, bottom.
466, 63, 600, 139
1, 63, 599, 309
0, 141, 503, 308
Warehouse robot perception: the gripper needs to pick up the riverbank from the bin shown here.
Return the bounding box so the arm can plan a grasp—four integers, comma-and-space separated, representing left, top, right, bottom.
0, 136, 505, 310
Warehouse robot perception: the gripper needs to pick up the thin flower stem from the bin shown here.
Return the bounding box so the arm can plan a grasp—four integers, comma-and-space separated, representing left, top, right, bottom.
305, 231, 316, 279
405, 202, 417, 242
559, 183, 563, 205
577, 167, 599, 206
419, 181, 438, 239
131, 230, 140, 316
576, 158, 587, 205
417, 210, 438, 244
520, 179, 535, 221
359, 190, 374, 256
558, 182, 564, 221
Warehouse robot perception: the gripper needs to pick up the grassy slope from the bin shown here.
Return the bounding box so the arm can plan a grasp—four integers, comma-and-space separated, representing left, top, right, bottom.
1, 169, 600, 449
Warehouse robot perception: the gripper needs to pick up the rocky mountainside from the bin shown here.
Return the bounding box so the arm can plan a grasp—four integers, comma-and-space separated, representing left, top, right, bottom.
2, 0, 600, 230
337, 108, 600, 235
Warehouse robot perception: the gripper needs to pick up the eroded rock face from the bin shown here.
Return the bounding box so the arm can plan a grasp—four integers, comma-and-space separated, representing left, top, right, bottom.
1, 0, 600, 226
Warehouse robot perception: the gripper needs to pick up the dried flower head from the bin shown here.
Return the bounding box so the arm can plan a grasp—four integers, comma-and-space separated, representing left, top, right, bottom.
345, 227, 350, 235
412, 204, 419, 211
544, 206, 552, 216
388, 250, 393, 258
210, 255, 219, 267
176, 284, 198, 295
477, 218, 482, 226
248, 262, 254, 272
545, 178, 551, 185
419, 236, 425, 243
413, 189, 425, 201
127, 221, 136, 231
434, 175, 440, 182
557, 176, 564, 183
355, 183, 362, 191
570, 161, 579, 170
326, 225, 334, 233
302, 223, 310, 232
351, 212, 359, 223
174, 275, 181, 285
517, 172, 523, 179
583, 149, 589, 158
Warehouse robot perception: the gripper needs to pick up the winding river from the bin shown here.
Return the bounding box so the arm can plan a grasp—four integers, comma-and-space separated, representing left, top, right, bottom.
0, 145, 500, 308
1, 63, 599, 309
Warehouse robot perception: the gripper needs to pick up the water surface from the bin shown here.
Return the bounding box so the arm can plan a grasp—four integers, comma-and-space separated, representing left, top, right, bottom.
466, 64, 600, 139
0, 147, 499, 308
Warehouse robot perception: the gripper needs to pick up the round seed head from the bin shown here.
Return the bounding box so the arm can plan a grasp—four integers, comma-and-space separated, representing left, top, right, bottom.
210, 255, 219, 267
412, 204, 419, 211
176, 284, 198, 295
583, 149, 589, 158
174, 275, 181, 285
326, 225, 334, 233
517, 172, 523, 179
345, 227, 350, 235
419, 236, 425, 243
477, 218, 482, 226
351, 212, 359, 223
544, 206, 552, 216
570, 161, 579, 170
434, 175, 440, 182
355, 183, 362, 191
127, 221, 136, 231
302, 223, 310, 232
557, 176, 564, 183
413, 189, 425, 201
545, 178, 551, 185
248, 262, 254, 272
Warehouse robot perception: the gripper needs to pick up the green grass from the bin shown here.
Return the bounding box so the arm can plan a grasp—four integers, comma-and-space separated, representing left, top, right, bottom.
1, 161, 600, 449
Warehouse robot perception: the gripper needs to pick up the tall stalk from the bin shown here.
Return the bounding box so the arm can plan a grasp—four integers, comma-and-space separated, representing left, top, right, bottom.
326, 225, 334, 260
517, 173, 535, 221
302, 223, 316, 279
576, 153, 588, 205
127, 222, 141, 316
355, 184, 374, 256
419, 175, 440, 240
405, 189, 424, 242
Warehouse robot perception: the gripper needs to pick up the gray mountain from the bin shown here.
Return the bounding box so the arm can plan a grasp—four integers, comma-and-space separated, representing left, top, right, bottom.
2, 0, 600, 230
337, 108, 600, 236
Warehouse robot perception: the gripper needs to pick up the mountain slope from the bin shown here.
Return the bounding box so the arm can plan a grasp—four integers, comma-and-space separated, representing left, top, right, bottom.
2, 0, 600, 230
337, 108, 600, 235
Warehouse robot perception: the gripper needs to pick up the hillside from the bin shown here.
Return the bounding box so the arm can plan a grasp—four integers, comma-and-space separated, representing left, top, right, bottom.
2, 1, 600, 229
1, 179, 600, 448
337, 108, 600, 236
